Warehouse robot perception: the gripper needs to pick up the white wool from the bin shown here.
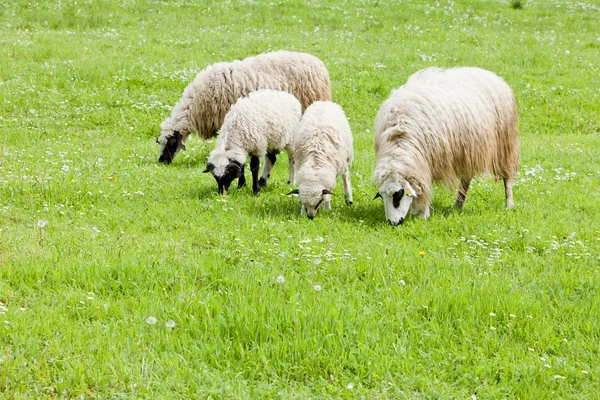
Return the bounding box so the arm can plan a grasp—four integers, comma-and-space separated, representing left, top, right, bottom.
373, 67, 519, 225
293, 101, 354, 218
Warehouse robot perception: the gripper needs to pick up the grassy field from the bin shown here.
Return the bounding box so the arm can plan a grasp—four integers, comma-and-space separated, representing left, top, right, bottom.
1, 0, 599, 398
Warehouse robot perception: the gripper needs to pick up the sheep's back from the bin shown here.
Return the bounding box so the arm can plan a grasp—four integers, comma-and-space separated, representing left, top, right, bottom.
294, 101, 353, 174
375, 67, 518, 183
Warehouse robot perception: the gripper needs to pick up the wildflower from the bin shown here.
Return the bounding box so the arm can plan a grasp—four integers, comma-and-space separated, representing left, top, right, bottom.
313, 258, 322, 265
582, 370, 589, 374
276, 275, 285, 284
146, 316, 157, 325
418, 251, 425, 256
490, 312, 496, 317
347, 382, 354, 390
166, 320, 176, 328
61, 165, 69, 172
399, 279, 406, 286
313, 285, 322, 292
37, 220, 48, 228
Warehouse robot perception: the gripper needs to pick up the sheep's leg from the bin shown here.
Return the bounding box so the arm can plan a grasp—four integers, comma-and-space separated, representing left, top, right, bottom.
454, 178, 471, 209
237, 165, 246, 189
323, 200, 331, 212
342, 168, 353, 205
259, 152, 277, 187
504, 178, 514, 210
420, 204, 431, 220
300, 204, 306, 217
250, 155, 261, 195
287, 151, 295, 185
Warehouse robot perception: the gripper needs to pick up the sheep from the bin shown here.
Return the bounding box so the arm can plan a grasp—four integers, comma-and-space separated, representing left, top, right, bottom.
203, 90, 302, 195
372, 67, 519, 226
157, 50, 332, 163
287, 101, 354, 219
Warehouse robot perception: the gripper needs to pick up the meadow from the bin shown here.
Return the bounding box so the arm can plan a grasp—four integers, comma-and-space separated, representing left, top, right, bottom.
1, 0, 599, 398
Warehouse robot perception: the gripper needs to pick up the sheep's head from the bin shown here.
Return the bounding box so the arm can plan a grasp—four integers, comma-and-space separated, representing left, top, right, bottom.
374, 179, 417, 226
204, 158, 243, 195
288, 186, 333, 220
157, 130, 186, 164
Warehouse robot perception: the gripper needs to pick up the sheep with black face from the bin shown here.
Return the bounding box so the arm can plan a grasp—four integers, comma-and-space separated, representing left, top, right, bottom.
204, 90, 302, 195
157, 50, 331, 164
373, 67, 520, 225
288, 101, 354, 219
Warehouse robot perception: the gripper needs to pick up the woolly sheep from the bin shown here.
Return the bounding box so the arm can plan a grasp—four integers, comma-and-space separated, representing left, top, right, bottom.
373, 67, 519, 225
157, 51, 332, 163
203, 90, 302, 195
288, 101, 354, 219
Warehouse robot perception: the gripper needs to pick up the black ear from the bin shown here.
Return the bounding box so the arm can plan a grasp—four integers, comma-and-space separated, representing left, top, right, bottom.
287, 188, 300, 195
203, 163, 215, 174
155, 137, 160, 144
225, 161, 242, 177
174, 131, 186, 151
322, 189, 333, 195
373, 192, 382, 200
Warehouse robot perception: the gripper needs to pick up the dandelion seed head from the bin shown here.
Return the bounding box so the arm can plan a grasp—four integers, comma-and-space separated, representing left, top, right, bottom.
166, 320, 176, 328
276, 275, 285, 284
313, 258, 322, 265
146, 316, 157, 325
313, 285, 322, 292
37, 220, 48, 228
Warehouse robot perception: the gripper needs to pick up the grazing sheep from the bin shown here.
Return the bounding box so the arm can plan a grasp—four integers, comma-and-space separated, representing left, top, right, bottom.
157, 51, 332, 163
204, 90, 302, 195
373, 67, 519, 225
288, 101, 354, 219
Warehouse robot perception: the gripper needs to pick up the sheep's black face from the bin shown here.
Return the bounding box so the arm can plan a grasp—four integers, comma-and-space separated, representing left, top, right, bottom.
204, 160, 243, 194
158, 131, 185, 164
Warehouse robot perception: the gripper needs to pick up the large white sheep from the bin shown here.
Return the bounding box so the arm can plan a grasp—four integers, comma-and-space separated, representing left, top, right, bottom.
373, 67, 519, 225
157, 51, 331, 163
203, 90, 302, 195
288, 101, 354, 219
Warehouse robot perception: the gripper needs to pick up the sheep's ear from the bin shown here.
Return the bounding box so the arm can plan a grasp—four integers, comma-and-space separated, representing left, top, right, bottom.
322, 189, 334, 195
402, 181, 417, 198
174, 131, 186, 151
287, 189, 300, 195
373, 192, 382, 200
203, 163, 215, 174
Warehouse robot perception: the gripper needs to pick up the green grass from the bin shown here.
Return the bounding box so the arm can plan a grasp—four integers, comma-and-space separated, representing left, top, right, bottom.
1, 0, 600, 398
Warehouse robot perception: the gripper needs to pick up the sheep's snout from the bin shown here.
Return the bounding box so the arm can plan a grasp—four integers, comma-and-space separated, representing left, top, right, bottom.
388, 217, 405, 226
307, 215, 315, 220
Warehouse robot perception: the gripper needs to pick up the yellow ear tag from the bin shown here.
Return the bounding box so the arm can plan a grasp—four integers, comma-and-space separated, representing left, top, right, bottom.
405, 187, 417, 198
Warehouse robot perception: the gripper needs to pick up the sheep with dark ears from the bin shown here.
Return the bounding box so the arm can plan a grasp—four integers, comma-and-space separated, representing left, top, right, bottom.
288, 101, 354, 219
373, 67, 520, 226
205, 90, 302, 196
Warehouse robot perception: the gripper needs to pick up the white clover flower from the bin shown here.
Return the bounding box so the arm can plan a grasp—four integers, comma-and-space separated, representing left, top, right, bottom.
37, 220, 48, 228
166, 320, 176, 328
276, 275, 285, 284
399, 279, 406, 286
313, 258, 322, 265
146, 316, 157, 325
347, 383, 354, 390
61, 165, 69, 172
313, 285, 322, 292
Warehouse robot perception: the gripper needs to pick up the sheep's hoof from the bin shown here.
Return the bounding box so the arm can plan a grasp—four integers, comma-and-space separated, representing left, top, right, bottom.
252, 189, 260, 196
258, 177, 267, 187
346, 200, 353, 206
